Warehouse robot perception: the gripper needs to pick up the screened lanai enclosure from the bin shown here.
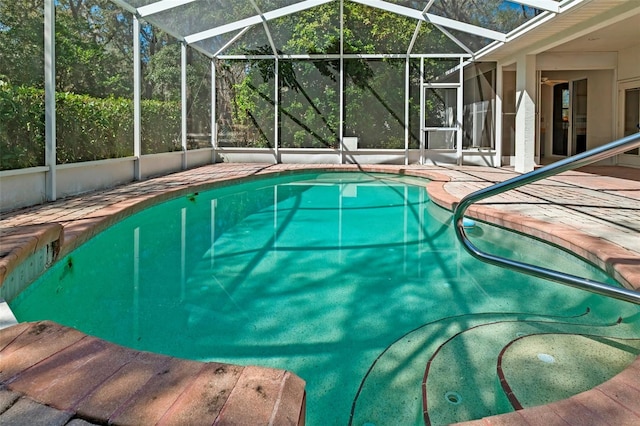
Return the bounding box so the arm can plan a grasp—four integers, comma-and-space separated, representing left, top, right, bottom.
1, 0, 566, 193
136, 0, 521, 161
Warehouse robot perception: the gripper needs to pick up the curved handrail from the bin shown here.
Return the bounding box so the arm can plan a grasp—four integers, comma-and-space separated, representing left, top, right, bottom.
453, 132, 640, 304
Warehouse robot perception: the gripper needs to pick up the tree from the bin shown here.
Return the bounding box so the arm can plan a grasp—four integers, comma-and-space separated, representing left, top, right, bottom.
429, 0, 541, 50
0, 0, 133, 95
0, 0, 45, 87
0, 0, 537, 167
215, 1, 534, 149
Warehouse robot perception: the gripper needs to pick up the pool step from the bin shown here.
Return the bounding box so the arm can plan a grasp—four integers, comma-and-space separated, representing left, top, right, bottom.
498, 334, 640, 408
425, 321, 640, 425
350, 310, 639, 425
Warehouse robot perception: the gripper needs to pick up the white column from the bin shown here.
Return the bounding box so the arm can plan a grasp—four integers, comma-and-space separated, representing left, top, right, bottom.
456, 57, 464, 165
274, 58, 280, 163
44, 0, 56, 201
211, 58, 217, 163
419, 58, 425, 165
515, 55, 537, 173
133, 16, 142, 180
339, 0, 345, 163
495, 64, 504, 167
404, 57, 410, 165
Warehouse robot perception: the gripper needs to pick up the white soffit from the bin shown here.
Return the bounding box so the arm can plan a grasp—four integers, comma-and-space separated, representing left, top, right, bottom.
475, 0, 640, 62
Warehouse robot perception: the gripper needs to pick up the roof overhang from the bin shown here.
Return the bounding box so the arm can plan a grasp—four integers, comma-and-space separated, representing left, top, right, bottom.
475, 0, 640, 63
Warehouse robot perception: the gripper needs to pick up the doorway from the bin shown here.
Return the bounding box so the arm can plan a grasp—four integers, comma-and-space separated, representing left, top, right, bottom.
623, 86, 640, 155
552, 79, 587, 157
422, 85, 459, 150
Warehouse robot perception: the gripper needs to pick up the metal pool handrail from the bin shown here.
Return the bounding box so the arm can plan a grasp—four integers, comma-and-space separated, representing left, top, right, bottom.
453, 132, 640, 305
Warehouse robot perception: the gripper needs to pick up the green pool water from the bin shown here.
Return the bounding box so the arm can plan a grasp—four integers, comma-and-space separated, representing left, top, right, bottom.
9, 172, 640, 425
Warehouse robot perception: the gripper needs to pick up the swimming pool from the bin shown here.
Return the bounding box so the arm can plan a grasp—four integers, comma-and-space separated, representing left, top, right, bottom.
9, 171, 640, 425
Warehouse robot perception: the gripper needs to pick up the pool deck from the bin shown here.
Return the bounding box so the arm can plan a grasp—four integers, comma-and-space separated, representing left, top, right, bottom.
0, 163, 639, 425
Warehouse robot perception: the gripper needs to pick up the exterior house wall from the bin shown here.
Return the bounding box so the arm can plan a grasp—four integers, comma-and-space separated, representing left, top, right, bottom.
617, 43, 640, 167
618, 43, 640, 82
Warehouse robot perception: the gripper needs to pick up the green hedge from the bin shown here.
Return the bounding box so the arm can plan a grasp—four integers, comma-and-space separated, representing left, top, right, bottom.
140, 99, 181, 155
0, 85, 45, 169
0, 84, 182, 171
56, 91, 134, 163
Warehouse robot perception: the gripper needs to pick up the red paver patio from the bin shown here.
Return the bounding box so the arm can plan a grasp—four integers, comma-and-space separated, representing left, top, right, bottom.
0, 321, 306, 426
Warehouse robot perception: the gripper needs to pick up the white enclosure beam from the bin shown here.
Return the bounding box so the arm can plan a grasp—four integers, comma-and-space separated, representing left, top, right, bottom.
406, 21, 422, 55
249, 0, 279, 56
186, 17, 262, 44
419, 58, 425, 164
404, 57, 410, 165
495, 64, 504, 167
456, 57, 463, 165
274, 58, 280, 162
44, 0, 56, 201
133, 15, 142, 180
134, 0, 554, 47
108, 0, 138, 15
138, 0, 199, 17
351, 0, 507, 42
213, 27, 253, 57
185, 0, 334, 44
190, 43, 216, 59
407, 1, 434, 55
509, 0, 560, 13
426, 10, 507, 42
423, 0, 437, 14
339, 0, 345, 163
433, 23, 474, 56
217, 53, 470, 60
211, 59, 217, 153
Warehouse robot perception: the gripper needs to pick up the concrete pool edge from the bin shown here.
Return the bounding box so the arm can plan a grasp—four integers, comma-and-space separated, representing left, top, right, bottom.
0, 320, 306, 425
426, 179, 640, 293
1, 163, 639, 425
